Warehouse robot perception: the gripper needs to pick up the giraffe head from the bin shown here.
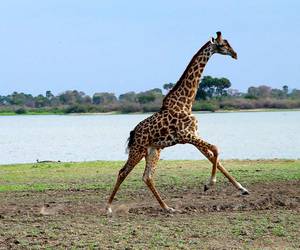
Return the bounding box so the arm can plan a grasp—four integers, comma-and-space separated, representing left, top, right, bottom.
210, 31, 237, 59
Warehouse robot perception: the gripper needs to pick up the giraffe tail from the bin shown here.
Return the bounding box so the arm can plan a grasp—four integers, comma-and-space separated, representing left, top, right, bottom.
126, 130, 135, 153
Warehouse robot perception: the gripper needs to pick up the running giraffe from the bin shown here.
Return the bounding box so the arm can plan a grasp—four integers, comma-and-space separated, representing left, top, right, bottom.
107, 32, 249, 213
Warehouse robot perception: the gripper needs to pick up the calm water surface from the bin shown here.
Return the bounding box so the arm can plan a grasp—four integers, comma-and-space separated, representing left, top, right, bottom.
0, 111, 299, 164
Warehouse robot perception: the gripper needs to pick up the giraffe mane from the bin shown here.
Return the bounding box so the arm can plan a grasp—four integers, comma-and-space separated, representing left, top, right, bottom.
162, 41, 211, 106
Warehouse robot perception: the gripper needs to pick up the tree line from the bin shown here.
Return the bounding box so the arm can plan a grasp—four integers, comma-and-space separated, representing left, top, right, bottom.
1, 75, 300, 114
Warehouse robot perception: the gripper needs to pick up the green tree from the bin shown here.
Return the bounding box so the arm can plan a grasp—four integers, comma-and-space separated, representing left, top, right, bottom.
163, 83, 175, 92
196, 76, 231, 100
119, 92, 137, 102
137, 88, 163, 104
290, 89, 300, 99
7, 92, 34, 106
215, 77, 231, 97
271, 88, 285, 99
282, 85, 289, 96
46, 90, 54, 100
92, 92, 117, 105
246, 85, 272, 99
34, 94, 48, 108
82, 95, 92, 104
0, 95, 8, 105
58, 90, 87, 105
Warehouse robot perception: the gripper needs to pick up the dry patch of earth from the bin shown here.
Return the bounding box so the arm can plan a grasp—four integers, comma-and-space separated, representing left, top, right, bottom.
0, 180, 299, 249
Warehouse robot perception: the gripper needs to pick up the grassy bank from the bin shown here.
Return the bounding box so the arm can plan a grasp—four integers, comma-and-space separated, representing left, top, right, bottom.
0, 160, 299, 249
0, 110, 65, 116
1, 108, 300, 116
1, 160, 299, 192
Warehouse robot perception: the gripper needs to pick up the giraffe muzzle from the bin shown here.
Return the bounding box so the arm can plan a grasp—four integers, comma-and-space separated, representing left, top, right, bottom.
231, 51, 238, 60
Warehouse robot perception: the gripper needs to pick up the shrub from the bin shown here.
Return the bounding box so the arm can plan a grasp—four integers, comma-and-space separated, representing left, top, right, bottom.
193, 101, 219, 112
220, 98, 300, 110
142, 100, 162, 113
220, 99, 256, 109
15, 107, 27, 114
64, 105, 88, 114
120, 102, 142, 113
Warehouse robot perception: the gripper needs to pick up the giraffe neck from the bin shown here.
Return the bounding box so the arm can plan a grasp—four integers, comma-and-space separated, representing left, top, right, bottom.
161, 41, 213, 114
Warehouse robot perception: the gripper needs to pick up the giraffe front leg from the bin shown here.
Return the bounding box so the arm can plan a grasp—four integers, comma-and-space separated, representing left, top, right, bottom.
143, 147, 175, 212
181, 133, 219, 192
189, 135, 249, 195
217, 163, 249, 195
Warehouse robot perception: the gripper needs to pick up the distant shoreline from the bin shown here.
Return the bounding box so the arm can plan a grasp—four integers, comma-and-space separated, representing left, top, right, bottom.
1, 108, 300, 116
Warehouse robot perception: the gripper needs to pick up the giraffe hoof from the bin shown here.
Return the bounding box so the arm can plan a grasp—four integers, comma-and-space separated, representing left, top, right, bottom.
240, 188, 250, 195
204, 184, 209, 192
164, 207, 176, 213
106, 206, 113, 215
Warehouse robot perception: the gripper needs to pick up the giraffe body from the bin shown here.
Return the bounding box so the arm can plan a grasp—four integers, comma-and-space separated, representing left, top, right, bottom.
130, 109, 198, 149
107, 32, 248, 213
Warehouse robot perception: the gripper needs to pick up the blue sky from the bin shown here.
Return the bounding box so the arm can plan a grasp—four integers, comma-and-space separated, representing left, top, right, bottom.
0, 1, 299, 96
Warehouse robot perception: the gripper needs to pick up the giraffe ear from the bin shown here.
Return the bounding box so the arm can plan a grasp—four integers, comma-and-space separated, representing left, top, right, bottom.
210, 37, 215, 44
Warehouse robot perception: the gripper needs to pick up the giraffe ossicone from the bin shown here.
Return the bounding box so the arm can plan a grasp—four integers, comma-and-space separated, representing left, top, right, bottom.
107, 32, 248, 213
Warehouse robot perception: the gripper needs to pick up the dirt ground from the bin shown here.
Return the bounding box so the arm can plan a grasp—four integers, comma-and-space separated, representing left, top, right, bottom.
0, 180, 299, 249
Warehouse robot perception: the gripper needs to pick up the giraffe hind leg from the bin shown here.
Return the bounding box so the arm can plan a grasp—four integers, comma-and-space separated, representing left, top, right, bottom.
203, 144, 219, 192
107, 146, 146, 214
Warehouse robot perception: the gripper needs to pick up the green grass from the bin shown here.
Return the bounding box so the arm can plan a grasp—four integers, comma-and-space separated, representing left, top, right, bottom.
0, 111, 65, 116
0, 160, 299, 192
0, 111, 16, 116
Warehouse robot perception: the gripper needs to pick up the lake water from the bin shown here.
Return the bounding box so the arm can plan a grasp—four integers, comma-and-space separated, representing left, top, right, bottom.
0, 111, 299, 164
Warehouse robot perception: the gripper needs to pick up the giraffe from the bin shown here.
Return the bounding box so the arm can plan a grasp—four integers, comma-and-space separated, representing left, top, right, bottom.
107, 32, 249, 213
